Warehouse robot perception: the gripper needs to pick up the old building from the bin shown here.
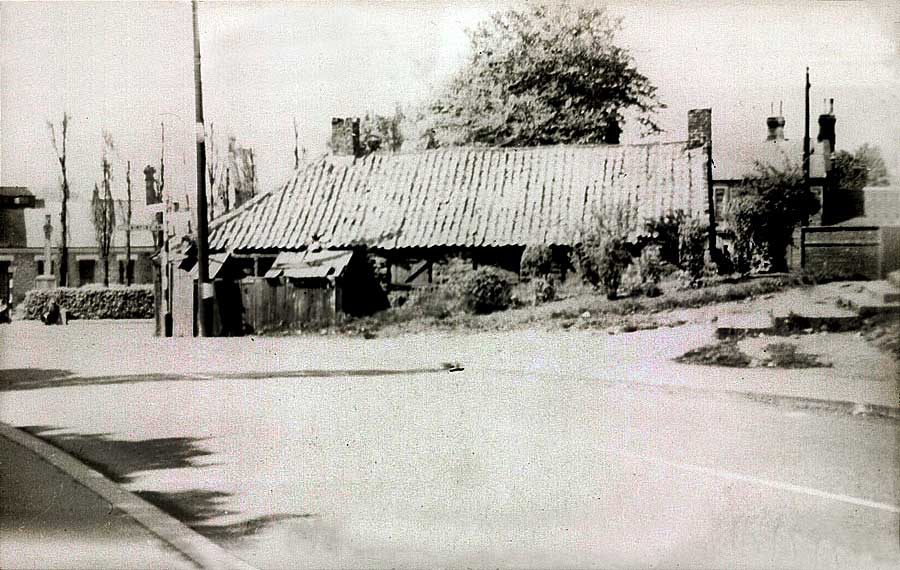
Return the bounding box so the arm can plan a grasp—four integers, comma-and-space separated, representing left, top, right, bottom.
0, 186, 156, 306
211, 110, 714, 279
201, 109, 714, 331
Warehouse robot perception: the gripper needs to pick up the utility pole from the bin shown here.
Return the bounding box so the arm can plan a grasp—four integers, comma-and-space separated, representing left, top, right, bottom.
802, 67, 811, 182
192, 0, 211, 337
126, 160, 132, 285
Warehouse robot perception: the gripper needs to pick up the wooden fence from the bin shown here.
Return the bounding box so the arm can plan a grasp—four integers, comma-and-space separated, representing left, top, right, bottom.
238, 278, 338, 332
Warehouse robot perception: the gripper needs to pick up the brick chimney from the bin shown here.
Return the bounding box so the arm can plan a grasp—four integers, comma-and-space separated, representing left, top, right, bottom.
144, 165, 158, 205
331, 117, 362, 157
817, 98, 836, 172
687, 108, 712, 149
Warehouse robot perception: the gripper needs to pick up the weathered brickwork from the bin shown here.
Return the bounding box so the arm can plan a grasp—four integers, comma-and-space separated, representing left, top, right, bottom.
802, 227, 884, 279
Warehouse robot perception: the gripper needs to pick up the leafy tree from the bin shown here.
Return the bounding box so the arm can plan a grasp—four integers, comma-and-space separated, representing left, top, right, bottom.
422, 4, 662, 147
831, 143, 891, 191
726, 162, 820, 273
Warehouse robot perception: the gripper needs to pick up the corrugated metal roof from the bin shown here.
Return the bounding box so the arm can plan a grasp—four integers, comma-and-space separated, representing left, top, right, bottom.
264, 249, 354, 279
210, 142, 710, 252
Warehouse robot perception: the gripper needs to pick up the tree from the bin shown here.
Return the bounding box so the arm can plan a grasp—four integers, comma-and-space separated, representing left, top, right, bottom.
421, 4, 662, 147
47, 113, 71, 286
92, 133, 117, 287
206, 123, 221, 219
361, 105, 406, 153
831, 143, 891, 191
726, 161, 820, 273
292, 116, 306, 169
227, 136, 256, 208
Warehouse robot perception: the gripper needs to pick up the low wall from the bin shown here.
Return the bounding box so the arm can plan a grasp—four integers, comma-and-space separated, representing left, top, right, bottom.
801, 225, 898, 279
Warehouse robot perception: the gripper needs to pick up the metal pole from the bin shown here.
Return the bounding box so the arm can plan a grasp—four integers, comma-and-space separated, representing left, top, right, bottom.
192, 0, 211, 337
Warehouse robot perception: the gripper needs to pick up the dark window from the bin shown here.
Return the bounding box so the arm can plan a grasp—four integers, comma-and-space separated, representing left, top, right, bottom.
78, 260, 96, 285
35, 260, 56, 275
256, 256, 276, 277
0, 261, 11, 304
118, 259, 135, 284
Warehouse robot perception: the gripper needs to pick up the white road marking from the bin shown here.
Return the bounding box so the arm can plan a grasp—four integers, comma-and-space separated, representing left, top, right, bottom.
623, 451, 900, 514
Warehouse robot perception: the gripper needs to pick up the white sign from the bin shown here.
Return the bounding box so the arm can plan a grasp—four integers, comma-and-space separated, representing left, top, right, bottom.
117, 223, 161, 232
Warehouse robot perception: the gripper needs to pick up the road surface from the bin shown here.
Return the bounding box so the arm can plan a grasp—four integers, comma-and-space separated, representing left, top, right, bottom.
1, 321, 897, 568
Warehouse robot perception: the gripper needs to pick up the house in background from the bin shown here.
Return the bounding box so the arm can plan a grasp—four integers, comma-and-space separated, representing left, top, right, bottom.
205, 109, 715, 332
0, 187, 156, 305
712, 102, 834, 232
711, 100, 900, 278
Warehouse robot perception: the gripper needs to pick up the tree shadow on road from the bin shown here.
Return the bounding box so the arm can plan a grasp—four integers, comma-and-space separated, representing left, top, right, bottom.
19, 425, 317, 543
0, 367, 445, 392
20, 425, 216, 484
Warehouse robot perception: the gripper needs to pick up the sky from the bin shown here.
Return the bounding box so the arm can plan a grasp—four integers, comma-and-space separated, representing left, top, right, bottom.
2, 1, 898, 204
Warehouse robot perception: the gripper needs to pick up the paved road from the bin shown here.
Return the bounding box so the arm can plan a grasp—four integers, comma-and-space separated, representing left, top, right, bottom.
1, 364, 897, 568
0, 430, 198, 570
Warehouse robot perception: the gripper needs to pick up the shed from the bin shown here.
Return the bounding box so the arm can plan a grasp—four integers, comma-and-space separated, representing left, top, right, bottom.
239, 248, 387, 332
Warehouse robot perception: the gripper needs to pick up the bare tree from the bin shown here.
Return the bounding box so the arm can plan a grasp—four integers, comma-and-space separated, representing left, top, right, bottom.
125, 160, 132, 285
227, 136, 257, 208
92, 133, 117, 286
206, 122, 220, 219
293, 117, 300, 169
47, 113, 71, 286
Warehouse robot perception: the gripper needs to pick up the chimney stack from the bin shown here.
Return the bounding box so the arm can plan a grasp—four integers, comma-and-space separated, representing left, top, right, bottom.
687, 108, 712, 149
331, 117, 362, 157
766, 102, 786, 141
817, 98, 836, 172
144, 165, 158, 205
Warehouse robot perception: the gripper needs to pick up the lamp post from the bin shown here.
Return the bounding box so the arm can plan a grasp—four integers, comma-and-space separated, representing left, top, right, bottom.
192, 0, 211, 336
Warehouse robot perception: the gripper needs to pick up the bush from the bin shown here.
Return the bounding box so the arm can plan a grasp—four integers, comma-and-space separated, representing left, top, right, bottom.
726, 162, 820, 272
462, 267, 513, 314
641, 211, 686, 266
678, 218, 709, 287
531, 277, 556, 305
520, 245, 554, 278
593, 237, 633, 299
21, 285, 154, 320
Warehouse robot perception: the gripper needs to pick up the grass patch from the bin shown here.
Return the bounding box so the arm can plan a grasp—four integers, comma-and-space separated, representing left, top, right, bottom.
675, 341, 752, 367
761, 342, 832, 368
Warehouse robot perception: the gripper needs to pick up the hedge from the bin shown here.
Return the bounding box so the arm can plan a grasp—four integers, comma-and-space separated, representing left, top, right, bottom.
21, 285, 154, 320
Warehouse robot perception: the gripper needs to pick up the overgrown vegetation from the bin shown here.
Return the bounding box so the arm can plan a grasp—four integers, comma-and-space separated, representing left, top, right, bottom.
761, 342, 832, 368
520, 245, 555, 278
462, 267, 513, 314
725, 161, 820, 273
21, 286, 154, 320
675, 340, 751, 367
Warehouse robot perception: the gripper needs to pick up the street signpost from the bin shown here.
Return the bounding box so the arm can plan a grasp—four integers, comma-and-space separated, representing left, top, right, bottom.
117, 223, 162, 232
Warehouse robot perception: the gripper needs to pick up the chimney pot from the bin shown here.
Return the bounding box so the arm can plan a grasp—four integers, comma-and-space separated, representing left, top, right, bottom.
766, 115, 786, 141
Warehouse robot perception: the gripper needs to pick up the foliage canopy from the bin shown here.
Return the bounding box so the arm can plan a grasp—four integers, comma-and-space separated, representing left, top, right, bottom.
831, 143, 891, 191
422, 4, 662, 147
726, 162, 820, 273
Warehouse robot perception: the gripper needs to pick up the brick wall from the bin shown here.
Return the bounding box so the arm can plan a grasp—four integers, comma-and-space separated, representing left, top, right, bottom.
1, 247, 155, 306
802, 227, 881, 278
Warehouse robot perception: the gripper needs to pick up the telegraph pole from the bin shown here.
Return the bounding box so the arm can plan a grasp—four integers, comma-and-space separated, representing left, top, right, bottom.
802, 67, 811, 182
192, 0, 211, 336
